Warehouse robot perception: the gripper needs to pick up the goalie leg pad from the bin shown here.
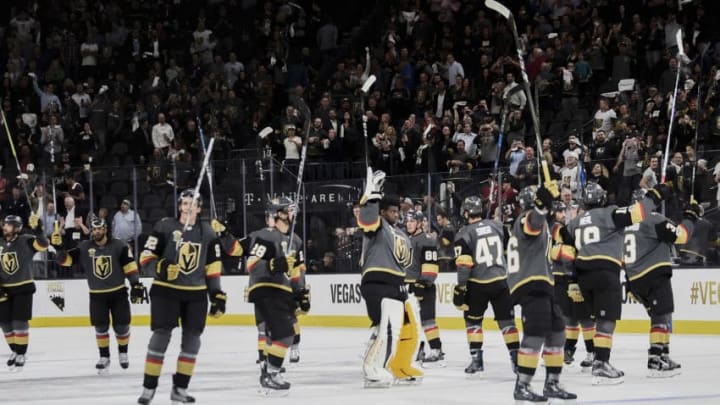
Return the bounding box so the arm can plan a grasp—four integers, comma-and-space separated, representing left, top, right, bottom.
362, 325, 392, 388
387, 300, 424, 380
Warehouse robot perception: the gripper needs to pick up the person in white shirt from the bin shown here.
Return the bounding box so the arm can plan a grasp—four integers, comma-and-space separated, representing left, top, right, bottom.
640, 156, 660, 190
71, 83, 92, 120
224, 52, 244, 87
503, 72, 527, 110
112, 199, 141, 246
593, 97, 617, 138
452, 123, 478, 157
80, 33, 99, 78
151, 113, 174, 153
446, 53, 465, 87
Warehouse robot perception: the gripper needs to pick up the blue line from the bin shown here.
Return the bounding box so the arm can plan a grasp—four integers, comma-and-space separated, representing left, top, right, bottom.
581, 393, 720, 404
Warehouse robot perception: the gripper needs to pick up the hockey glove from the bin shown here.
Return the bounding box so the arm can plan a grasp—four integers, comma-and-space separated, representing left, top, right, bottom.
413, 281, 427, 301
157, 261, 180, 282
270, 255, 296, 275
29, 213, 40, 231
362, 167, 386, 203
535, 184, 556, 211
130, 282, 148, 304
683, 202, 702, 222
295, 288, 311, 314
50, 230, 63, 247
209, 290, 227, 318
567, 283, 584, 303
453, 285, 469, 311
211, 219, 228, 235
648, 184, 672, 205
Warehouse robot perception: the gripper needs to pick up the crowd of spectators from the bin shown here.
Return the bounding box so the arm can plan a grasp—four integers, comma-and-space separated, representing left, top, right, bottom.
1, 0, 720, 273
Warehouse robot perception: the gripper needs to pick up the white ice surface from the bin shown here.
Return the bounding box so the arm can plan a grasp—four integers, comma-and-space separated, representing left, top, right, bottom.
1, 326, 719, 404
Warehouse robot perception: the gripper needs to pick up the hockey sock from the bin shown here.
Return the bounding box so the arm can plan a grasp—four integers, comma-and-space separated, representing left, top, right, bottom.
12, 322, 29, 355
2, 327, 15, 352
293, 322, 301, 345
499, 320, 520, 351
518, 335, 544, 379
265, 336, 293, 370
594, 319, 615, 362
466, 323, 484, 353
257, 321, 267, 361
174, 329, 202, 388
565, 325, 579, 350
115, 324, 130, 353
422, 320, 441, 350
96, 332, 110, 358
544, 347, 564, 375
143, 330, 171, 389
581, 322, 596, 353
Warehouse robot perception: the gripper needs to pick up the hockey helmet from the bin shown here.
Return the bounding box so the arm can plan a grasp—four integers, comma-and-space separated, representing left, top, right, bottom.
3, 215, 23, 230
177, 189, 203, 206
630, 189, 646, 204
461, 196, 484, 217
552, 201, 567, 213
90, 217, 107, 229
267, 196, 295, 218
518, 186, 538, 211
582, 182, 607, 208
406, 210, 425, 222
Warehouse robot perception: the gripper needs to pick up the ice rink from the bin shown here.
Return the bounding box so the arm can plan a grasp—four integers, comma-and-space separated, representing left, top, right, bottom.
1, 325, 719, 404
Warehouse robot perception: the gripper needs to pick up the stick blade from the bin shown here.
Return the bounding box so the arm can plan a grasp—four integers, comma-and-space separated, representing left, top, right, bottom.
485, 0, 511, 19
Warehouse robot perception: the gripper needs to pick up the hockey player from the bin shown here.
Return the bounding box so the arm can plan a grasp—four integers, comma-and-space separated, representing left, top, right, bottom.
507, 184, 577, 403
358, 167, 423, 388
405, 210, 443, 366
559, 182, 666, 385
0, 214, 47, 371
550, 202, 595, 371
137, 190, 227, 404
245, 197, 307, 396
452, 196, 519, 376
624, 197, 700, 377
53, 218, 147, 373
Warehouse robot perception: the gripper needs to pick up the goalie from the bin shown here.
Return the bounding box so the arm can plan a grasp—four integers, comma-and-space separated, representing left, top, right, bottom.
357, 167, 423, 388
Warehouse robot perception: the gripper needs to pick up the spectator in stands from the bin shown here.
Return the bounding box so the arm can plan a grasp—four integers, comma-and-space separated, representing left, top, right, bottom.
505, 139, 526, 177
29, 73, 63, 114
640, 155, 660, 190
614, 132, 644, 205
151, 113, 175, 155
594, 97, 617, 137
514, 146, 538, 190
112, 199, 142, 248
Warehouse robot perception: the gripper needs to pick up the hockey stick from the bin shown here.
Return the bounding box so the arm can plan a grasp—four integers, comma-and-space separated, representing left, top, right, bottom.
285, 100, 313, 255
487, 108, 509, 219
660, 30, 689, 185
87, 157, 94, 220
0, 108, 33, 211
179, 137, 215, 241
485, 0, 553, 189
361, 75, 377, 171
690, 48, 707, 200
196, 116, 218, 220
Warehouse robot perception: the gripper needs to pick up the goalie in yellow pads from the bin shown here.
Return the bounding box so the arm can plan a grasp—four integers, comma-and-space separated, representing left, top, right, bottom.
358, 167, 423, 388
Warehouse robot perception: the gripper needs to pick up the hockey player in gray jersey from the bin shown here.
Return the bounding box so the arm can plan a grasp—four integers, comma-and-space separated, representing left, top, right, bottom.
678, 206, 714, 265
245, 197, 306, 396
507, 183, 576, 404
624, 195, 700, 378
0, 214, 48, 371
137, 189, 227, 404
558, 182, 667, 385
452, 196, 519, 377
54, 218, 146, 373
358, 167, 423, 387
550, 203, 595, 372
405, 210, 443, 366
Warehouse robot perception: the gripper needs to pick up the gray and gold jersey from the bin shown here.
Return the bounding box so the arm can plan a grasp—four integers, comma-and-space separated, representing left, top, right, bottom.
60, 238, 139, 294
624, 213, 693, 281
0, 233, 47, 291
140, 217, 223, 292
454, 219, 507, 286
246, 227, 304, 296
407, 232, 439, 284
358, 201, 412, 286
551, 221, 574, 277
507, 209, 553, 300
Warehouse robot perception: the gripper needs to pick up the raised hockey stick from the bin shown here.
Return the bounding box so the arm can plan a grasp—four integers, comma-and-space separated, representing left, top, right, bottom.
361, 75, 377, 171
487, 108, 509, 219
485, 0, 554, 189
285, 99, 313, 255
196, 116, 218, 220
181, 137, 216, 235
660, 29, 689, 185
0, 108, 33, 211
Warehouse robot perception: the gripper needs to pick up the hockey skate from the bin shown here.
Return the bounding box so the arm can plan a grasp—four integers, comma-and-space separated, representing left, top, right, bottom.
544, 379, 577, 404
647, 355, 681, 378
6, 352, 16, 368
137, 387, 156, 404
464, 350, 484, 378
289, 344, 300, 364
563, 347, 576, 365
96, 357, 110, 374
514, 379, 547, 404
259, 367, 291, 396
591, 360, 624, 385
421, 348, 446, 368
580, 352, 594, 373
10, 354, 25, 372
170, 386, 196, 404
119, 353, 129, 369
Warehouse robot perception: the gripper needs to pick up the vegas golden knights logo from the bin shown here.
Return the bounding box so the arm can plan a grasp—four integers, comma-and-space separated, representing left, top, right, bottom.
93, 256, 113, 279
393, 234, 412, 269
1, 252, 19, 275
178, 242, 201, 274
